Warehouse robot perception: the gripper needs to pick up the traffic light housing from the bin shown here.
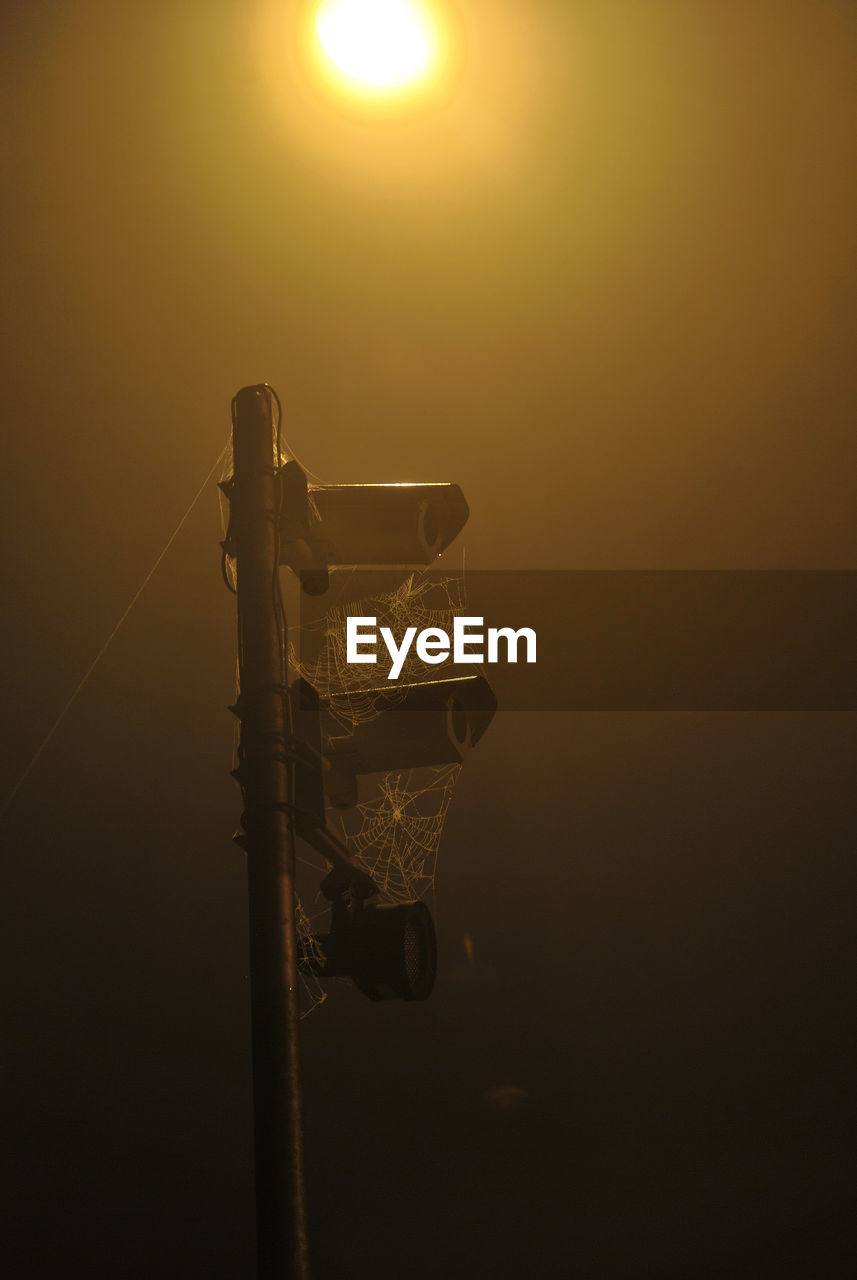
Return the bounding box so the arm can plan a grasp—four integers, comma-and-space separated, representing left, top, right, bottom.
278, 461, 469, 593
301, 898, 437, 1002
307, 673, 497, 808
223, 425, 496, 1001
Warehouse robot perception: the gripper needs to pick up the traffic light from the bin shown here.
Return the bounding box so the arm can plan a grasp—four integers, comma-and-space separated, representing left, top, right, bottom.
300, 898, 437, 1002
290, 671, 496, 811
297, 672, 497, 809
273, 460, 495, 1003
278, 460, 469, 593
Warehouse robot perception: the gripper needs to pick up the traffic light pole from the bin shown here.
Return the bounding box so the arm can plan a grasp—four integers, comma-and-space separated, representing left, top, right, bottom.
231, 384, 310, 1279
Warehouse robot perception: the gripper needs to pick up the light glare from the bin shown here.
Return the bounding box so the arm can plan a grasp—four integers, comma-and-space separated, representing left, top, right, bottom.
315, 0, 434, 89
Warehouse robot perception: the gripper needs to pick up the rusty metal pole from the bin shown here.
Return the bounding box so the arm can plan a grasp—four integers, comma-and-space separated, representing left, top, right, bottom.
230, 384, 310, 1279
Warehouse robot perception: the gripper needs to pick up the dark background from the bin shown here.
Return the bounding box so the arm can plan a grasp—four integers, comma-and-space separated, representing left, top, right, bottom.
2, 2, 855, 1276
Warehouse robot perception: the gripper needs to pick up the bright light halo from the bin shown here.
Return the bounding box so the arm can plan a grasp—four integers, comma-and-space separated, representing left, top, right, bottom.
314, 0, 435, 89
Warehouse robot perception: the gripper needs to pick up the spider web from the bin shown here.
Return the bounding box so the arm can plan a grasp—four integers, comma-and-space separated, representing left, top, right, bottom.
295, 569, 468, 903
295, 898, 329, 1016
290, 570, 466, 732
293, 570, 469, 1009
336, 763, 462, 903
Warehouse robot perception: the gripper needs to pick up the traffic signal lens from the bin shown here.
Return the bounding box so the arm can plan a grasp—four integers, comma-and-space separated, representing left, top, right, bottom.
351, 900, 437, 1001
403, 917, 422, 987
419, 499, 441, 555
449, 696, 468, 749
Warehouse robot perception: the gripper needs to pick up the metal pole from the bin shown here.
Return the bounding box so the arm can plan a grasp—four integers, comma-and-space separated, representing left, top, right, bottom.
231, 384, 310, 1279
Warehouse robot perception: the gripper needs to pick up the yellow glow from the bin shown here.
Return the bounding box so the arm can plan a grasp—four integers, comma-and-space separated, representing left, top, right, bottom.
314, 0, 436, 89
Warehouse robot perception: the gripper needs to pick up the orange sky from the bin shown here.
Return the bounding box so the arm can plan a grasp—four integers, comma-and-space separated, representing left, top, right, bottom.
2, 4, 856, 1276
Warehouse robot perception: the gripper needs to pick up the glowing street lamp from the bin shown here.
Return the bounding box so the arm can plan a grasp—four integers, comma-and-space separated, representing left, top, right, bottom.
314, 0, 439, 91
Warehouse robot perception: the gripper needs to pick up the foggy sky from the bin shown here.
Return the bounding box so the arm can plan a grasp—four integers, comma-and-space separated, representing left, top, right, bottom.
2, 3, 856, 1276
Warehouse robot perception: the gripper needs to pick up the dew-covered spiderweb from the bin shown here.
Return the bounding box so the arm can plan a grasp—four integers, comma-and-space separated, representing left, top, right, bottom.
290, 570, 466, 731
334, 763, 462, 903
